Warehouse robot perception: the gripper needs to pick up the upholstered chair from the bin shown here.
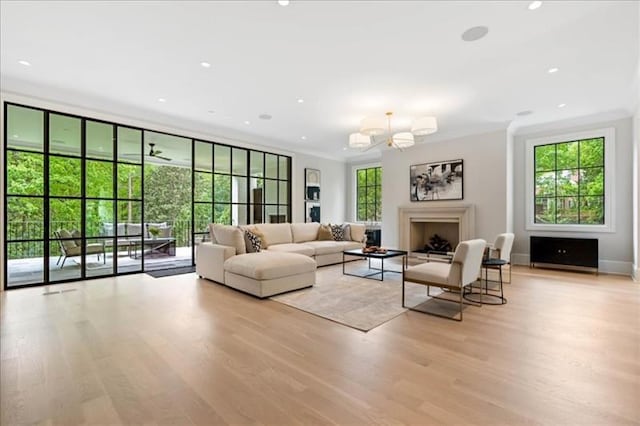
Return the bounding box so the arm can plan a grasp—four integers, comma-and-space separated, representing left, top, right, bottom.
402, 239, 486, 321
489, 233, 515, 282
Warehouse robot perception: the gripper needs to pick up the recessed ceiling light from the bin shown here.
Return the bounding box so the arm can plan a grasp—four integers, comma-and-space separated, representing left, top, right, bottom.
516, 110, 534, 116
548, 67, 559, 73
461, 26, 489, 42
558, 103, 566, 108
244, 120, 251, 125
258, 114, 272, 120
301, 136, 307, 140
207, 110, 216, 114
278, 0, 290, 6
528, 1, 542, 10
157, 98, 166, 103
343, 147, 348, 151
200, 61, 211, 68
18, 60, 31, 66
297, 98, 304, 104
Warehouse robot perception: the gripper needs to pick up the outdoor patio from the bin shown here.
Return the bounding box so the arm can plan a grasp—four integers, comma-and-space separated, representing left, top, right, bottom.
7, 245, 193, 287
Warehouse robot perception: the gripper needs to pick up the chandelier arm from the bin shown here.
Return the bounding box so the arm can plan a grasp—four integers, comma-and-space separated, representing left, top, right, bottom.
361, 138, 387, 153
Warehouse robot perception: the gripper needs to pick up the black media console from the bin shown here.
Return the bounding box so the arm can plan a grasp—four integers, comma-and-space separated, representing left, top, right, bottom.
530, 236, 598, 272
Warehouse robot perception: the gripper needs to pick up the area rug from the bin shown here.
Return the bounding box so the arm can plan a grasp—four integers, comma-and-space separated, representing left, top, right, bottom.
270, 260, 439, 332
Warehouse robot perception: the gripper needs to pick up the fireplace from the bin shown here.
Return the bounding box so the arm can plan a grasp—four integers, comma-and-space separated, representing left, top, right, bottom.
399, 204, 475, 257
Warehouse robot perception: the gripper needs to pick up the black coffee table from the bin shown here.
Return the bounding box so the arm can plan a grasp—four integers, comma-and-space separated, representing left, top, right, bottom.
342, 248, 407, 281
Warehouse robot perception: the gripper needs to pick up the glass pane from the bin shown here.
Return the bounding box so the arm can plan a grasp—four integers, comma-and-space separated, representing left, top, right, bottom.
117, 163, 142, 199
232, 204, 247, 226
535, 171, 555, 197
7, 197, 43, 241
556, 197, 578, 224
86, 238, 114, 277
232, 177, 247, 203
250, 204, 263, 224
266, 205, 280, 223
86, 121, 114, 160
357, 187, 366, 205
535, 144, 556, 172
265, 154, 278, 179
214, 204, 231, 224
278, 205, 289, 223
278, 181, 289, 204
117, 126, 142, 163
117, 201, 142, 236
195, 141, 213, 171
534, 197, 556, 224
366, 168, 376, 184
580, 196, 604, 224
375, 185, 382, 203
265, 180, 278, 204
48, 238, 81, 282
50, 198, 81, 238
49, 156, 81, 197
375, 167, 382, 183
7, 151, 44, 195
556, 142, 578, 170
214, 174, 231, 203
214, 145, 231, 173
250, 178, 263, 203
86, 200, 114, 237
195, 172, 213, 202
357, 204, 366, 222
194, 203, 212, 233
278, 156, 289, 180
579, 167, 604, 196
357, 169, 366, 186
556, 170, 578, 196
232, 148, 247, 175
7, 105, 44, 152
580, 138, 604, 168
86, 160, 114, 198
250, 151, 264, 176
144, 131, 191, 167
7, 241, 44, 287
49, 113, 81, 156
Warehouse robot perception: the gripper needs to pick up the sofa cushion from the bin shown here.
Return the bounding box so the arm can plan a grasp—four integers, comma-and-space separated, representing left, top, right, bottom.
317, 224, 333, 240
224, 252, 316, 280
213, 224, 246, 254
404, 262, 450, 286
291, 222, 320, 243
302, 240, 343, 255
266, 243, 315, 257
333, 241, 363, 251
254, 223, 293, 246
57, 229, 77, 250
346, 223, 366, 243
127, 223, 143, 236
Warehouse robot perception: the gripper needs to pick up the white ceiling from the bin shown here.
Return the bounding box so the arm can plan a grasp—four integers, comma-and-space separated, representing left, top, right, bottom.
1, 1, 638, 160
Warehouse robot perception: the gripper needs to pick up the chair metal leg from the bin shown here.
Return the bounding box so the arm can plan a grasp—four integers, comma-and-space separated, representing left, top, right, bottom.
401, 269, 406, 308
60, 256, 67, 268
459, 287, 463, 321
56, 254, 62, 265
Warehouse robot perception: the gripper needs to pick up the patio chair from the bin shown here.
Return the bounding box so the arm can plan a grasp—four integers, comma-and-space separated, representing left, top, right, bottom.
55, 230, 105, 268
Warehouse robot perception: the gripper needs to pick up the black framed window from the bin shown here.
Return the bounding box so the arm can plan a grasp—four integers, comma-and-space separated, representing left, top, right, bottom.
356, 166, 382, 222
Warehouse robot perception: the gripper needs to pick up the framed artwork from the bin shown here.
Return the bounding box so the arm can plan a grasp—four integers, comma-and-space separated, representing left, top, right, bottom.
305, 168, 320, 201
410, 159, 463, 201
305, 202, 321, 223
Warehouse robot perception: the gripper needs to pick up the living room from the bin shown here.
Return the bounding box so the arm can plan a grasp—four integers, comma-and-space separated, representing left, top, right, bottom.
1, 1, 639, 424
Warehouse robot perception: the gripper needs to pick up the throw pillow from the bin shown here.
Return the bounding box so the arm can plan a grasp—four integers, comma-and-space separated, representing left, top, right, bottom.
212, 224, 247, 254
160, 226, 172, 238
330, 224, 344, 241
71, 229, 82, 246
341, 224, 352, 241
348, 223, 366, 243
317, 224, 333, 240
244, 230, 262, 253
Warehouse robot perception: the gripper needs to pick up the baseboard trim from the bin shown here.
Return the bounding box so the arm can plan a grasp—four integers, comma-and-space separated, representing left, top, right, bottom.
633, 264, 639, 282
512, 253, 632, 276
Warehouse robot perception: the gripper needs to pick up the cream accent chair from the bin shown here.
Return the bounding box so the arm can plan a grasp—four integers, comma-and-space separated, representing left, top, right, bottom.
402, 239, 486, 321
488, 233, 515, 283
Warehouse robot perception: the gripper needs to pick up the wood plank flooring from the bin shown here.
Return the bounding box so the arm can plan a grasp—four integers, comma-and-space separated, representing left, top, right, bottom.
1, 266, 639, 425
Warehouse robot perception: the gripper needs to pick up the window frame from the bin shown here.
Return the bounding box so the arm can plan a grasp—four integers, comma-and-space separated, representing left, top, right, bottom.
354, 164, 382, 223
525, 127, 615, 233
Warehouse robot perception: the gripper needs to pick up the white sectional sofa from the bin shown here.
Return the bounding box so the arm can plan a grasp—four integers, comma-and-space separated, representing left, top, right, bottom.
196, 222, 366, 297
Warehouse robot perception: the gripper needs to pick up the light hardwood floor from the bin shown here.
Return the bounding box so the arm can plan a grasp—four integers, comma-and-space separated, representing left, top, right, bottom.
1, 266, 639, 425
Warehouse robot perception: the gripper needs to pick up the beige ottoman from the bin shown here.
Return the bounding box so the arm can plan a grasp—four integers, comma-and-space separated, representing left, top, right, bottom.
223, 252, 316, 298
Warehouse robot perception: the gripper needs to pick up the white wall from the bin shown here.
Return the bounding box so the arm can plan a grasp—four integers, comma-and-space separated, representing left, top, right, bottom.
633, 108, 639, 281
381, 130, 508, 248
512, 115, 634, 275
292, 153, 346, 224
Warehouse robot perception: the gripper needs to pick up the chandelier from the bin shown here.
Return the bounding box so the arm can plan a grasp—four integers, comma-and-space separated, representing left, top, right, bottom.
349, 112, 438, 150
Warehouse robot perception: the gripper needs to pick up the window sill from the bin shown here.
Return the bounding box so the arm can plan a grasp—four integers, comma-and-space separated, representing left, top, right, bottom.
525, 223, 615, 233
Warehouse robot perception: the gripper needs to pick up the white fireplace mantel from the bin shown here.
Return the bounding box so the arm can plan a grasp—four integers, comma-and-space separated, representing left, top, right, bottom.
398, 204, 475, 252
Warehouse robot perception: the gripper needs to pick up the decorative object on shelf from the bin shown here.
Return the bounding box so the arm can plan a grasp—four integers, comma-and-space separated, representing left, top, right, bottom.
348, 112, 438, 151
305, 168, 320, 201
305, 202, 321, 223
410, 159, 463, 201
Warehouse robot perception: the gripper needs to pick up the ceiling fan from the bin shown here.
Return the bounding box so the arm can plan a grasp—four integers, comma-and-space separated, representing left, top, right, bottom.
122, 143, 172, 161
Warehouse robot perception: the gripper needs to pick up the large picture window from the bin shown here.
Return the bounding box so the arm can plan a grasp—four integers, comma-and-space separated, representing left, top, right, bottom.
526, 128, 615, 232
356, 166, 382, 222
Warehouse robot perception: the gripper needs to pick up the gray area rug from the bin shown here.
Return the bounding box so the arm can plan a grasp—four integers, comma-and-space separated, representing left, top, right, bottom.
271, 260, 441, 332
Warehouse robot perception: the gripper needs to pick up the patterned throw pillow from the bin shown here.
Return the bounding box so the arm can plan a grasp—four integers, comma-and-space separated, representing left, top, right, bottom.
244, 230, 262, 253
330, 224, 344, 241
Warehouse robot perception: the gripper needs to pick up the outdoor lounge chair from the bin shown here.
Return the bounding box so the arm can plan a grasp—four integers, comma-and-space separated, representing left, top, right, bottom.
55, 230, 105, 268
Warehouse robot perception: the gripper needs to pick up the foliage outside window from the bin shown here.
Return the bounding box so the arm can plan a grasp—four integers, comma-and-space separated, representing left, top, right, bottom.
534, 137, 604, 225
356, 167, 382, 222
